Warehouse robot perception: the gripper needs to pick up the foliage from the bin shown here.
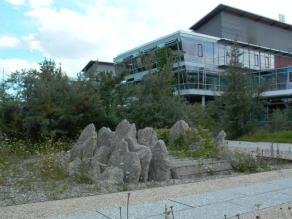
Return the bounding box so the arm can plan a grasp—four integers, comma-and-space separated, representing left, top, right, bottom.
155, 128, 170, 143
121, 56, 191, 129
230, 151, 269, 173
239, 129, 292, 144
1, 59, 108, 140
188, 103, 215, 130
213, 44, 264, 139
39, 153, 68, 180
168, 128, 218, 159
270, 109, 289, 132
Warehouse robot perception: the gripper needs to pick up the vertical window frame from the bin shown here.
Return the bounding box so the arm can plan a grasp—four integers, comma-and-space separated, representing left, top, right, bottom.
265, 56, 270, 68
254, 54, 259, 66
197, 44, 203, 57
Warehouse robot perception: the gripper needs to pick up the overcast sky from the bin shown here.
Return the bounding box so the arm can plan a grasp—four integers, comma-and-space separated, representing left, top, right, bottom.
1, 0, 292, 77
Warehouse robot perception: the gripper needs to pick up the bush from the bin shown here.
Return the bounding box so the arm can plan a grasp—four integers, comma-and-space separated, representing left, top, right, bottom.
270, 109, 289, 132
39, 153, 68, 180
155, 128, 170, 144
168, 128, 218, 159
229, 151, 269, 173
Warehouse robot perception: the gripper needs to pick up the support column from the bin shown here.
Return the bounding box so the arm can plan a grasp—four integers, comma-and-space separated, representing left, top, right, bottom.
201, 95, 206, 107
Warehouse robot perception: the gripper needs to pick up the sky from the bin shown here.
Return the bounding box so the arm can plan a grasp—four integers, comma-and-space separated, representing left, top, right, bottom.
1, 0, 292, 77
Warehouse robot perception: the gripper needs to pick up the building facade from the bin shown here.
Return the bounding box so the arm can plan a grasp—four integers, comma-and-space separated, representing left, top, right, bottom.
82, 60, 116, 77
114, 4, 292, 112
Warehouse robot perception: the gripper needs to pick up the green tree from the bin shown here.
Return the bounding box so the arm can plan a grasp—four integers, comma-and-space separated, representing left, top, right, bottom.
219, 44, 263, 138
1, 59, 106, 140
122, 52, 191, 128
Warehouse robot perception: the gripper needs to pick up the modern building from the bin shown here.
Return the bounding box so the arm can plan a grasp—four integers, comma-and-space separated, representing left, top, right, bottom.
114, 4, 292, 112
81, 60, 116, 77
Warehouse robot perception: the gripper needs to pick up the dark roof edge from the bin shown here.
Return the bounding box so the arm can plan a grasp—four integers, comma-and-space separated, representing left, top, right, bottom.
190, 4, 292, 32
82, 60, 114, 72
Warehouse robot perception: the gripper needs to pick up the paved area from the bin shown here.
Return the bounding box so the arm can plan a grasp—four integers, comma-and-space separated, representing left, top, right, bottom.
2, 169, 292, 219
227, 140, 292, 160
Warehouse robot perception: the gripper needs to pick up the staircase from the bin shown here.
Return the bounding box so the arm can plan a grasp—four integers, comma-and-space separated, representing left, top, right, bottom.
169, 155, 232, 179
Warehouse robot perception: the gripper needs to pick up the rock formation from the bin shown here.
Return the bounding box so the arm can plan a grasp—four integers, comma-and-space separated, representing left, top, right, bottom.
215, 130, 226, 146
169, 120, 190, 141
69, 120, 171, 184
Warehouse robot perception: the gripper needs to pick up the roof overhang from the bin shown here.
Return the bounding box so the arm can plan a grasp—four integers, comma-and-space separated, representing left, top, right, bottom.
218, 38, 292, 57
190, 4, 292, 32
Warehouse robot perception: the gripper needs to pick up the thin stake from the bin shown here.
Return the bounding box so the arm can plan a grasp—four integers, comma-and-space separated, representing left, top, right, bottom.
127, 192, 130, 219
119, 206, 122, 219
96, 210, 112, 219
170, 206, 174, 219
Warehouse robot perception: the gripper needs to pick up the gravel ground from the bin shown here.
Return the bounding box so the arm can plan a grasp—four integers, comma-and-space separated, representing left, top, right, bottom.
2, 168, 292, 219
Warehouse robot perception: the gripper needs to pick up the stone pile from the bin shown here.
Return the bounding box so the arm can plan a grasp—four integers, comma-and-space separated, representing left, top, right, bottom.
68, 120, 170, 184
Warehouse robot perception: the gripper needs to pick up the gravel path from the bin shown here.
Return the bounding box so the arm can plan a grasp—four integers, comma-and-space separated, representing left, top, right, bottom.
2, 168, 292, 219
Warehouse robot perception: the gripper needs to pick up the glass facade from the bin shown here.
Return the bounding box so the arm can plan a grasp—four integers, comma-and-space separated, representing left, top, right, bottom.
114, 31, 292, 97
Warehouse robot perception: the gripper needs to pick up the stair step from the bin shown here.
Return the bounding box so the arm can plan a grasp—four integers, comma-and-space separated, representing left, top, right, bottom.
169, 156, 232, 179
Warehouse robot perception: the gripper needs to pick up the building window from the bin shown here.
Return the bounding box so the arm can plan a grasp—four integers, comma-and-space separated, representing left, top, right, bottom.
289, 72, 292, 82
265, 56, 270, 68
254, 54, 259, 66
197, 44, 203, 57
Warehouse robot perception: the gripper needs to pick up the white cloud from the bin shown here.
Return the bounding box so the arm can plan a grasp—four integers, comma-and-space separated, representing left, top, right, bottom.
5, 0, 292, 76
6, 0, 52, 8
5, 0, 25, 6
0, 36, 20, 48
26, 0, 52, 8
0, 58, 39, 76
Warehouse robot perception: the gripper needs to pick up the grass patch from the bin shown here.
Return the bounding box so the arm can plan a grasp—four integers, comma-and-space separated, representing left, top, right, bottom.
239, 130, 292, 144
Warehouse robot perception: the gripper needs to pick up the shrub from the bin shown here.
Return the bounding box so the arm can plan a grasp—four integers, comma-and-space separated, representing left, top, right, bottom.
168, 127, 218, 159
229, 151, 269, 173
270, 109, 289, 132
155, 128, 170, 143
39, 153, 68, 180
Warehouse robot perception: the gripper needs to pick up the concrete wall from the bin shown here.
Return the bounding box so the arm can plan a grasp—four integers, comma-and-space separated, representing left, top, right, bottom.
195, 11, 292, 52
195, 13, 222, 38
220, 12, 292, 52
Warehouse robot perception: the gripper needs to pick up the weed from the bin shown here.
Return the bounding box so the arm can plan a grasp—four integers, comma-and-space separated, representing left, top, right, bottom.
38, 154, 68, 180
75, 175, 93, 184
207, 167, 215, 176
230, 151, 269, 173
116, 183, 128, 192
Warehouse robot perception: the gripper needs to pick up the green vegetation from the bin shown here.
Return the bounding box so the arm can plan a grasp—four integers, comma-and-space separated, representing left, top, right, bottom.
161, 128, 219, 159
210, 44, 264, 139
240, 130, 292, 144
116, 182, 128, 192
230, 151, 269, 173
74, 175, 93, 184
38, 153, 68, 181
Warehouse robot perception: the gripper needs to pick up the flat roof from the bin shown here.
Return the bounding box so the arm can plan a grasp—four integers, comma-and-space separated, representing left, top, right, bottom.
114, 30, 219, 62
190, 4, 292, 32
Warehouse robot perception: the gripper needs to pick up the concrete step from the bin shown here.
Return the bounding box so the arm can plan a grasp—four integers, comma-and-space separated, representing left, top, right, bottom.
169, 155, 232, 179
